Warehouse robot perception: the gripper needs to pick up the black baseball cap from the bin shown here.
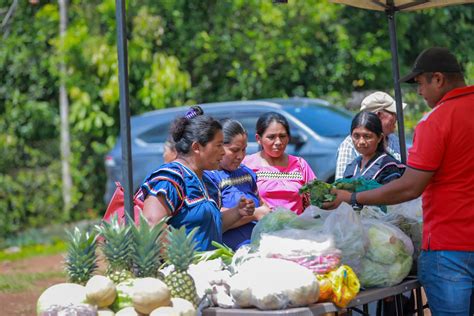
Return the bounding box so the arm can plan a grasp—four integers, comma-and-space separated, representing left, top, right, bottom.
400, 47, 462, 83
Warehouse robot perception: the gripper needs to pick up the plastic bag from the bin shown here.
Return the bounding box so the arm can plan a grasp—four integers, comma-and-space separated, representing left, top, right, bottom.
387, 197, 423, 221
323, 203, 368, 273
303, 205, 333, 222
359, 205, 387, 219
333, 178, 387, 212
315, 274, 333, 302
258, 229, 340, 274
333, 177, 382, 192
362, 219, 414, 261
250, 207, 323, 246
324, 265, 360, 308
229, 258, 319, 310
380, 213, 422, 273
358, 219, 413, 288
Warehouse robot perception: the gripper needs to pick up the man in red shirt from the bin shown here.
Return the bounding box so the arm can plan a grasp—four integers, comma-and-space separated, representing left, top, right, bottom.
325, 47, 474, 315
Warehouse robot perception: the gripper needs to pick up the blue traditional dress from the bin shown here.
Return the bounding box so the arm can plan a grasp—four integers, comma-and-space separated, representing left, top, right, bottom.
141, 161, 222, 251
206, 165, 260, 251
343, 152, 405, 185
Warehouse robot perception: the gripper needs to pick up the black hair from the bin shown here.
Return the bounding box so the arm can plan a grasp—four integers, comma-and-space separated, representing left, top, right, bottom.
221, 119, 247, 144
255, 112, 290, 137
351, 111, 385, 153
170, 106, 222, 155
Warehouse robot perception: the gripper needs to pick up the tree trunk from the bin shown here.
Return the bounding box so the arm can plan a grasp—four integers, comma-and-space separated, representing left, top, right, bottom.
59, 0, 72, 219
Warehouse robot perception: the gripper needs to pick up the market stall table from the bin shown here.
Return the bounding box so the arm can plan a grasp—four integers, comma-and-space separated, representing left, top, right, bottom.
203, 277, 425, 316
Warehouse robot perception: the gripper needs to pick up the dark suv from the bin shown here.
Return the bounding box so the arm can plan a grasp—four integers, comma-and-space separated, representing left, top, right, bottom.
104, 98, 352, 202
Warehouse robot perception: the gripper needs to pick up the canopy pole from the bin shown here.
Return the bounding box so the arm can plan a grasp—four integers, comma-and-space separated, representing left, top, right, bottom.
115, 0, 134, 221
387, 8, 407, 163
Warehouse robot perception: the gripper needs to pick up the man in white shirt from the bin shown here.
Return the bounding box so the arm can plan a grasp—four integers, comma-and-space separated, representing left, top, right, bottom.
335, 91, 406, 179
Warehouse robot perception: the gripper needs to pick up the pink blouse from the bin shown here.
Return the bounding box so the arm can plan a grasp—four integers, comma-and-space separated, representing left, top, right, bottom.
243, 153, 316, 215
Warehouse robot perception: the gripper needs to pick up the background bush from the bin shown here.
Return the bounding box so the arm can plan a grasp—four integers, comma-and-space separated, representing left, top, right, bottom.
0, 0, 473, 244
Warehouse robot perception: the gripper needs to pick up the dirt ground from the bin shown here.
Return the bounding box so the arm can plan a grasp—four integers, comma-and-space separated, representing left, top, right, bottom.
0, 254, 66, 316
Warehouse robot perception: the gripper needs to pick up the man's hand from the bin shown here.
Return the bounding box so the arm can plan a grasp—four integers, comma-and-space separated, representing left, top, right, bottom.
321, 189, 351, 210
237, 197, 255, 217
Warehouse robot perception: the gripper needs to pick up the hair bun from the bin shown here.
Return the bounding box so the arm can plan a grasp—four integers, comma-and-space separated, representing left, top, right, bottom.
184, 105, 204, 120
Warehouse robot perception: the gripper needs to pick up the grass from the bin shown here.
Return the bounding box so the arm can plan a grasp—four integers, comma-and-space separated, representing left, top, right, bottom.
0, 241, 67, 262
0, 271, 66, 293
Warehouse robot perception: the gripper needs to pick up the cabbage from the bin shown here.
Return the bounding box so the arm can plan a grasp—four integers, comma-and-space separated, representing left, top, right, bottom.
359, 255, 412, 288
366, 226, 407, 264
358, 220, 413, 288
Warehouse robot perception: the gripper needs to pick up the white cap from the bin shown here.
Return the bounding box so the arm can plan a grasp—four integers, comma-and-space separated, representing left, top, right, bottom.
360, 91, 407, 114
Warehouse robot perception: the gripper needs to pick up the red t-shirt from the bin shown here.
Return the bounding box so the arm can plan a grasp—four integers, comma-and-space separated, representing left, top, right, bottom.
407, 85, 474, 251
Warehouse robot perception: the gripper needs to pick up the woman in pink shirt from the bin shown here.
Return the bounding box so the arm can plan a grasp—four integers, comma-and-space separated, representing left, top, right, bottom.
243, 112, 316, 215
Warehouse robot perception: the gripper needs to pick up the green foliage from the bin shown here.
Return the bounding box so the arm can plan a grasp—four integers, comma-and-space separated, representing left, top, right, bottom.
0, 162, 64, 242
300, 179, 336, 207
194, 241, 235, 265
129, 214, 166, 278
65, 227, 98, 284
0, 242, 67, 262
0, 0, 473, 242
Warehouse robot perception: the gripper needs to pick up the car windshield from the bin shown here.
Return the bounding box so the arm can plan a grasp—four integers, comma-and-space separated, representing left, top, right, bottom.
284, 105, 352, 137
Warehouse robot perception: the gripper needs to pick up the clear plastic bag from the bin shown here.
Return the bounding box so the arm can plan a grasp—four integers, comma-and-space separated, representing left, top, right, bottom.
380, 212, 422, 273
358, 219, 414, 288
258, 229, 340, 274
386, 197, 423, 221
322, 203, 368, 273
250, 207, 323, 246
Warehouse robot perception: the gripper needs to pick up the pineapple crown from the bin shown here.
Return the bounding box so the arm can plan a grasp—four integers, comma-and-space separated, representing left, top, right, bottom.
95, 214, 132, 270
129, 213, 167, 278
165, 226, 198, 272
65, 227, 98, 285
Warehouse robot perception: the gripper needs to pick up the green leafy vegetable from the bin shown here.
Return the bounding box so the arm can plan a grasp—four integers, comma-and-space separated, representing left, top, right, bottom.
299, 180, 335, 208
194, 241, 234, 265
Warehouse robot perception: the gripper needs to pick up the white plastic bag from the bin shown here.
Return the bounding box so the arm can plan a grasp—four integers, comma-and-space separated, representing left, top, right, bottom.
258, 229, 340, 274
387, 197, 422, 221
251, 207, 323, 245
229, 258, 319, 310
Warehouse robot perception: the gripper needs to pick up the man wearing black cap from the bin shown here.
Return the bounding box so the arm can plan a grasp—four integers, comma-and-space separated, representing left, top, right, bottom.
324, 47, 474, 315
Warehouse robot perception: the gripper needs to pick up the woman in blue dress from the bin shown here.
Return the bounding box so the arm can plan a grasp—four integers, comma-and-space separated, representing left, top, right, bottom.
343, 111, 405, 185
206, 119, 271, 250
140, 107, 255, 251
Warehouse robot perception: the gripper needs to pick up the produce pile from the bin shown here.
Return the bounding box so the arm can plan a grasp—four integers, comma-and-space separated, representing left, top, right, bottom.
38, 193, 421, 314
250, 203, 418, 291
299, 180, 335, 208
38, 214, 199, 316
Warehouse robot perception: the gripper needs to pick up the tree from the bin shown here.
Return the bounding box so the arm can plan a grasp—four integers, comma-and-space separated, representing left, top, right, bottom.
59, 0, 72, 219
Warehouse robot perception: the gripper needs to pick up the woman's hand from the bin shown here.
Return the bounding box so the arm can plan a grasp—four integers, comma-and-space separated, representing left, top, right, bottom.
321, 189, 351, 210
254, 204, 272, 220
237, 196, 255, 217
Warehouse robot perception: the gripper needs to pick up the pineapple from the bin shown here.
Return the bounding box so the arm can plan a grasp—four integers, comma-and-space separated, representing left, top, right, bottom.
96, 214, 133, 283
65, 227, 98, 285
130, 213, 166, 278
164, 226, 199, 306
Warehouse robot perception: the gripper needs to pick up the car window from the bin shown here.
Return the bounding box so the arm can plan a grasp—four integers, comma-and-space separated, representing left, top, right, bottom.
136, 123, 171, 144
233, 114, 260, 140
284, 106, 351, 137
229, 112, 304, 145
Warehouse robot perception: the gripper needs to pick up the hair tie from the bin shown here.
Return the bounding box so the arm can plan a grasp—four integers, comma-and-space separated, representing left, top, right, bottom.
184, 106, 204, 120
